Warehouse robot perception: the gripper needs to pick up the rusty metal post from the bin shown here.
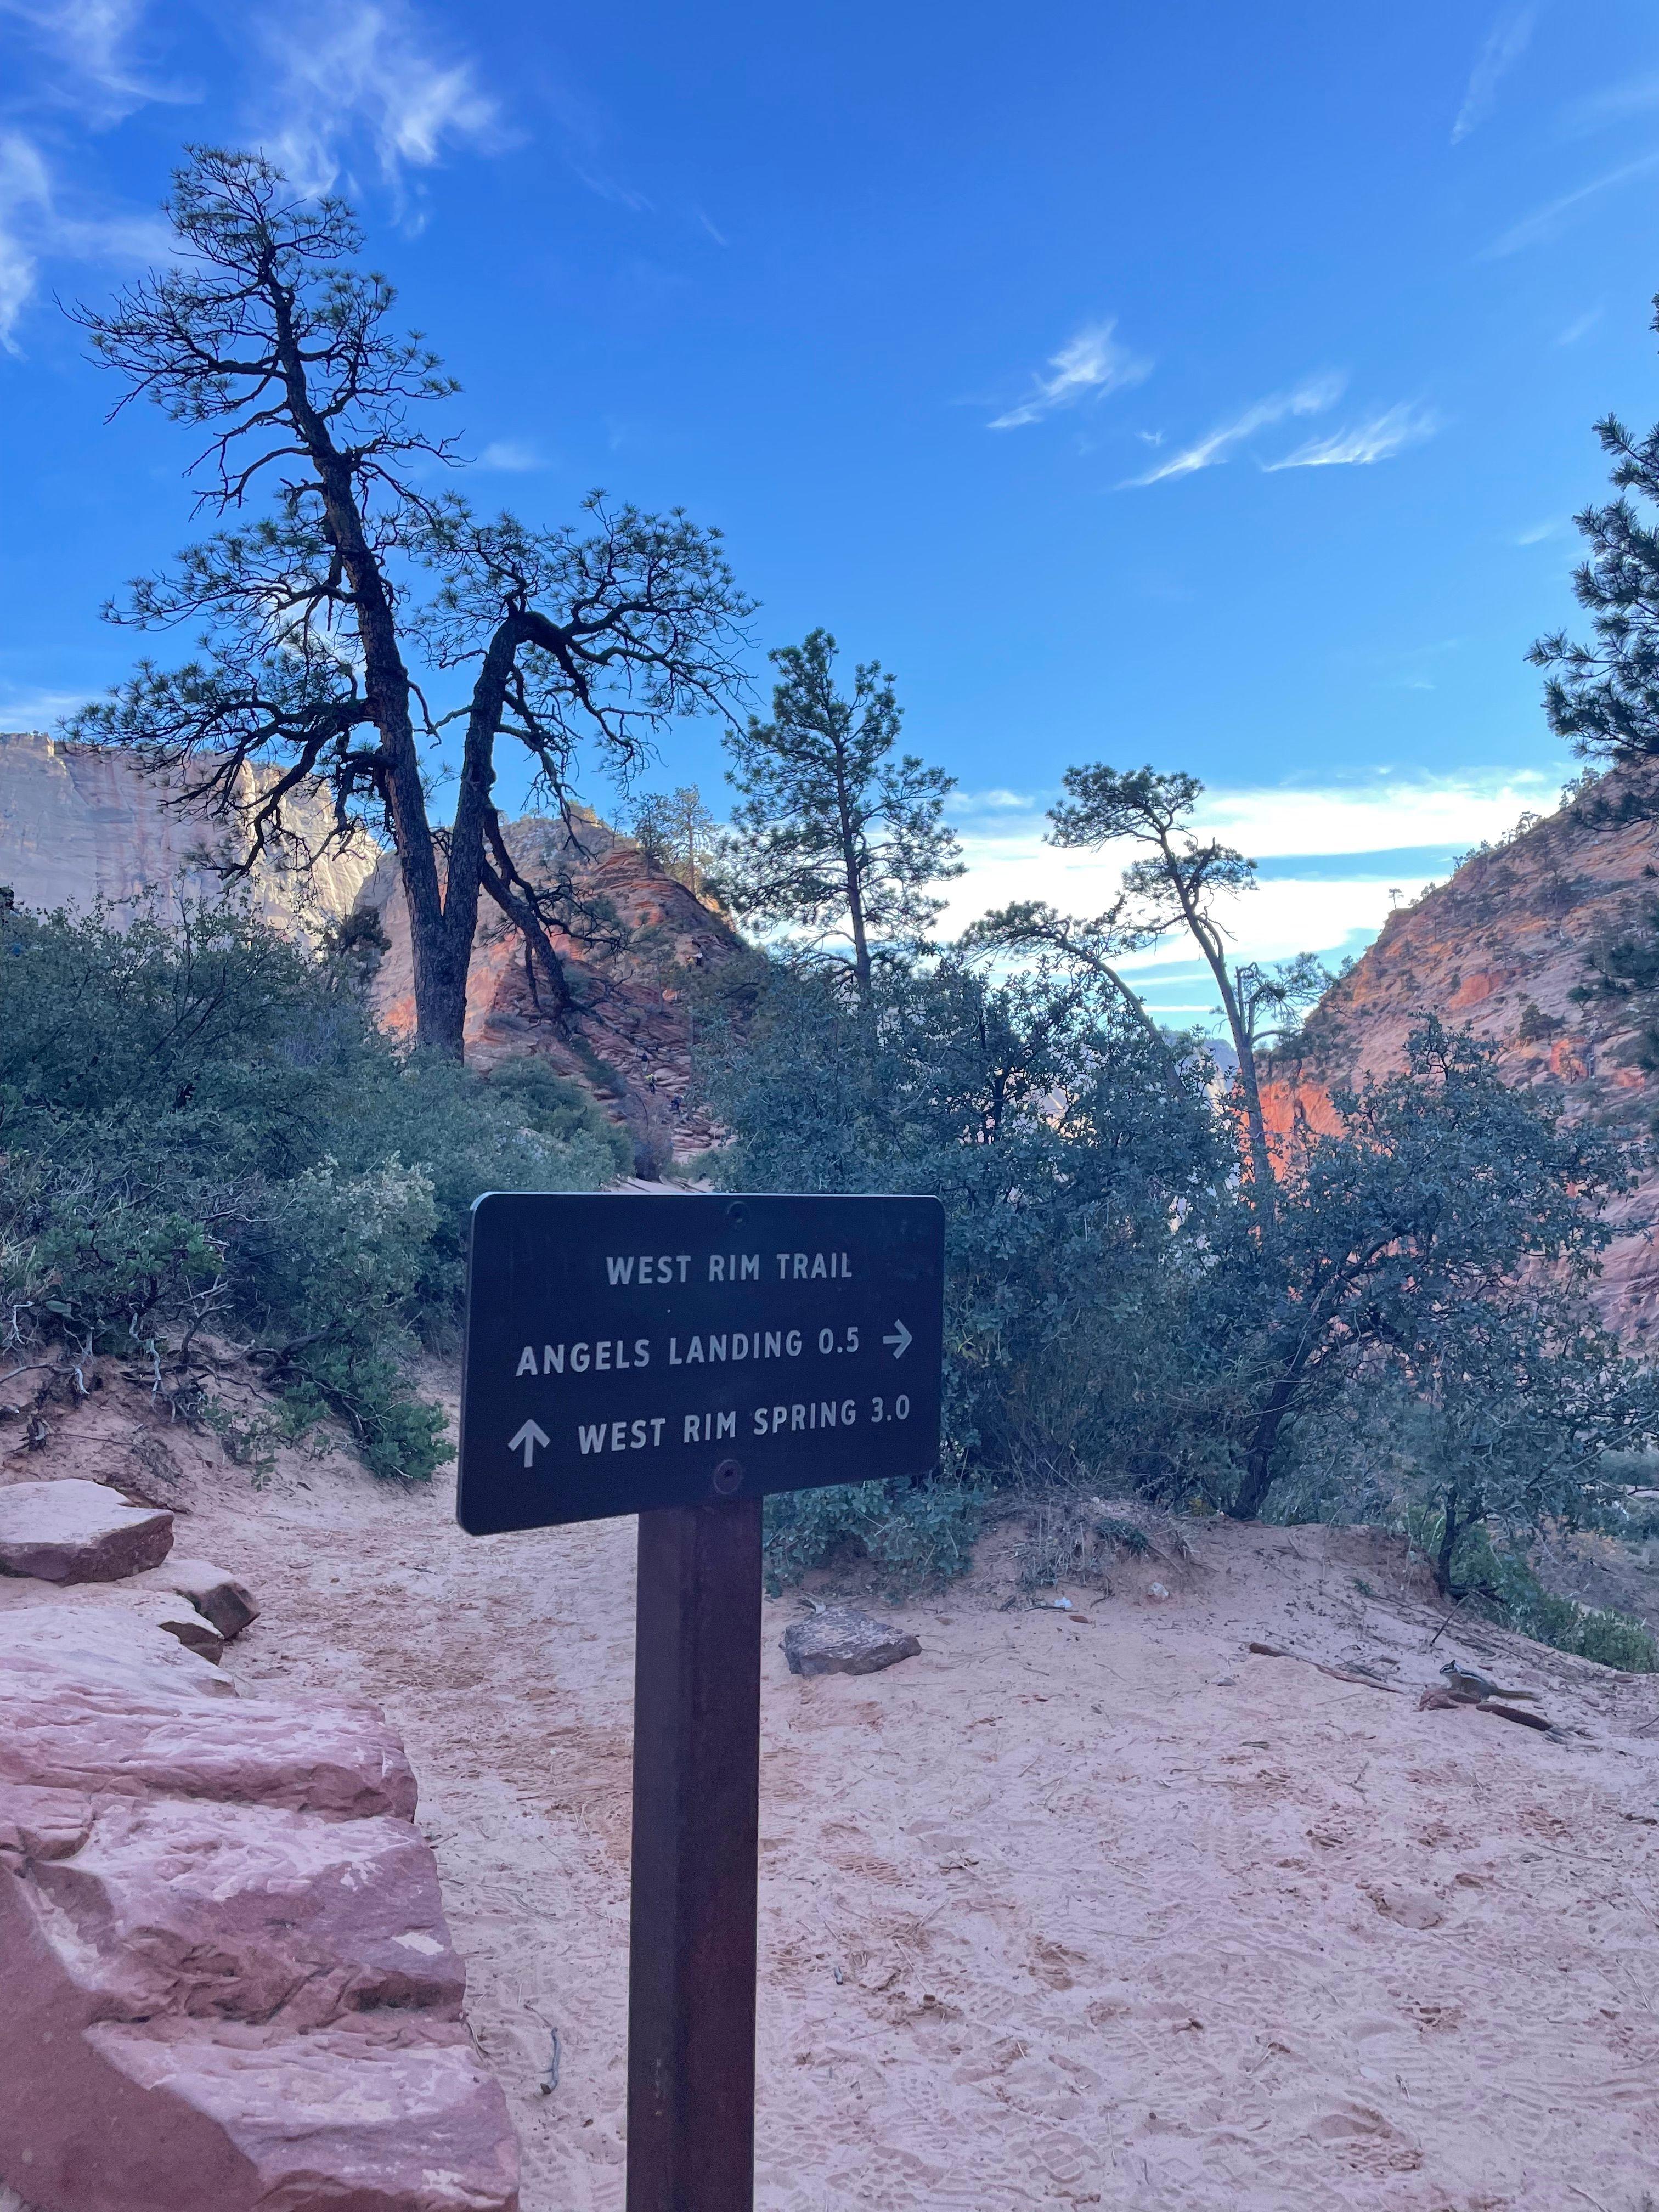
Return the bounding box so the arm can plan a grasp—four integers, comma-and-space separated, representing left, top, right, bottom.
626, 1494, 762, 2212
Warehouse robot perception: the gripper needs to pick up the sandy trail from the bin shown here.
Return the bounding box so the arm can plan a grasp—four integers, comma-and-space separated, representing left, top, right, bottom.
6, 1385, 1659, 2212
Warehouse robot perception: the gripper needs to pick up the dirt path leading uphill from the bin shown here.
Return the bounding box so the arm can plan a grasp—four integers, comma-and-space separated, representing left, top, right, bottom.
9, 1386, 1659, 2212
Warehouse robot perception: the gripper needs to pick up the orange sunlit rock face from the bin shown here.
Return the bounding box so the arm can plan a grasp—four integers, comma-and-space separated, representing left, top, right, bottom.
1261, 777, 1659, 1342
364, 813, 742, 1158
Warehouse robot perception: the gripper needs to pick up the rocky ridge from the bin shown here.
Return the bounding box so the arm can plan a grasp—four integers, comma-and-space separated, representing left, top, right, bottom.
0, 731, 378, 943
359, 812, 737, 1164
1261, 776, 1659, 1336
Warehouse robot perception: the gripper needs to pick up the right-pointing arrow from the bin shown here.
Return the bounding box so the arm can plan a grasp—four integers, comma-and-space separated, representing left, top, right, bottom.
883, 1319, 912, 1359
509, 1419, 550, 1468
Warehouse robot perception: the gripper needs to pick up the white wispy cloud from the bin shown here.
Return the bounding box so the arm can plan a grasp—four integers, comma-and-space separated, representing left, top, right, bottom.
1124, 373, 1344, 487
0, 128, 170, 349
246, 0, 501, 198
1488, 150, 1659, 256
476, 439, 545, 472
0, 1, 501, 341
0, 684, 95, 727
1263, 403, 1438, 472
0, 134, 47, 348
0, 0, 187, 341
1556, 305, 1601, 346
0, 0, 190, 125
1451, 4, 1541, 144
1515, 518, 1560, 545
946, 787, 1040, 816
989, 320, 1152, 431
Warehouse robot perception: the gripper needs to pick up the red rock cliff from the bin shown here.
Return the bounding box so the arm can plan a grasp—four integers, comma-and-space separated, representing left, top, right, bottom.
1261, 779, 1659, 1339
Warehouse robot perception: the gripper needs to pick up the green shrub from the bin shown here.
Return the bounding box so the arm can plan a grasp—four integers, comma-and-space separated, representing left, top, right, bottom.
695, 953, 1225, 1499
0, 897, 627, 1476
762, 1476, 985, 1597
1435, 1522, 1658, 1672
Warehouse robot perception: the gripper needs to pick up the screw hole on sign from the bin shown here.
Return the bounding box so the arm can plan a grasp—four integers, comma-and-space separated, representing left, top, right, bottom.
726, 1200, 749, 1226
713, 1458, 744, 1496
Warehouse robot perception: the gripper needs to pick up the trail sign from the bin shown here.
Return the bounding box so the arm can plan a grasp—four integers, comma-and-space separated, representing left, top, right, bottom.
456, 1188, 946, 2212
457, 1190, 945, 1535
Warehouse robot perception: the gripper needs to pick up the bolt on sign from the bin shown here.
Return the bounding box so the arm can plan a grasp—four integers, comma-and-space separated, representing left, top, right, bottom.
456, 1190, 946, 2212
457, 1191, 945, 1533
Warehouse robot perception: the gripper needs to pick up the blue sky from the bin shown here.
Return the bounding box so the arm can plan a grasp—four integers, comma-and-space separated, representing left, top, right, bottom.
4, 1, 1659, 1013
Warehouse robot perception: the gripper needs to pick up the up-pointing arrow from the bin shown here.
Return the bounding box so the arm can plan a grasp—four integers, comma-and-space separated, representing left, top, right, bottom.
509, 1419, 550, 1468
882, 1319, 912, 1359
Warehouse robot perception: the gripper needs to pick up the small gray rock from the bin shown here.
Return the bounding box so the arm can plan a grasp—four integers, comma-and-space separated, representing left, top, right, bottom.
0, 1479, 173, 1584
781, 1606, 921, 1679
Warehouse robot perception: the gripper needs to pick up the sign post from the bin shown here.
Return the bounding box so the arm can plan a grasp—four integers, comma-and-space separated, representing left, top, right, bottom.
627, 1494, 761, 2209
457, 1192, 945, 2211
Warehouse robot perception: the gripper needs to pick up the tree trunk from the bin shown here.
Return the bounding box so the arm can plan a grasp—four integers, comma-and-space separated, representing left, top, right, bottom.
1203, 953, 1274, 1205
1227, 1370, 1300, 1519
1432, 1494, 1462, 1599
1228, 1440, 1278, 1521
270, 287, 461, 1057
832, 746, 872, 1008
1158, 833, 1276, 1211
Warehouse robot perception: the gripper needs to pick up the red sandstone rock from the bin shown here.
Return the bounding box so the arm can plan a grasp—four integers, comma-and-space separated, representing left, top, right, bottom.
130, 1556, 259, 1640
363, 813, 738, 1160
0, 1480, 173, 1584
0, 1609, 415, 1816
12, 1791, 465, 2027
0, 1605, 517, 2212
108, 1587, 227, 1663
1260, 774, 1659, 1340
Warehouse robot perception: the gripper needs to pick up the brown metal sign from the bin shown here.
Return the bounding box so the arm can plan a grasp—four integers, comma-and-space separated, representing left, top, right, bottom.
457, 1190, 945, 1534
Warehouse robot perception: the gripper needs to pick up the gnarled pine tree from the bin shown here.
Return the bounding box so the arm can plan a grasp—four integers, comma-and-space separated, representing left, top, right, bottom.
70, 148, 751, 1057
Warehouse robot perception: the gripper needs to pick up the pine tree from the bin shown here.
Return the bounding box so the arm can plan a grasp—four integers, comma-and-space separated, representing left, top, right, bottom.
67, 150, 749, 1057
1531, 294, 1659, 793
623, 785, 720, 898
715, 630, 962, 1005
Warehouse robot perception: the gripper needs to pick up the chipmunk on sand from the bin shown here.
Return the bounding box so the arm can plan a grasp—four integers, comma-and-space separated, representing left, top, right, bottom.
1440, 1660, 1539, 1703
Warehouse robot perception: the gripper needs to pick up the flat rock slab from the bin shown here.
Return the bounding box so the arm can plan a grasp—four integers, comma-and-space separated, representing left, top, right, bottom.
782, 1606, 922, 1678
0, 1612, 414, 1817
0, 1603, 518, 2212
0, 1480, 173, 1585
88, 1588, 227, 1665
130, 1557, 258, 1641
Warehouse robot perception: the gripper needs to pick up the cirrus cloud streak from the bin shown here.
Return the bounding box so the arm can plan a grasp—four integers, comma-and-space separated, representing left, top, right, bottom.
989, 319, 1152, 430
1122, 373, 1344, 487
1263, 403, 1438, 472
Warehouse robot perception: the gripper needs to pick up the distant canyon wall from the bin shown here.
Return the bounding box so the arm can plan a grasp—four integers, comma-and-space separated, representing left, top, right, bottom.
0, 731, 377, 936
0, 731, 737, 1162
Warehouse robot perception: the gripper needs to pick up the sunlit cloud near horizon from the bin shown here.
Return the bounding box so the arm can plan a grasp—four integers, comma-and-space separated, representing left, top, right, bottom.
937, 769, 1564, 998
